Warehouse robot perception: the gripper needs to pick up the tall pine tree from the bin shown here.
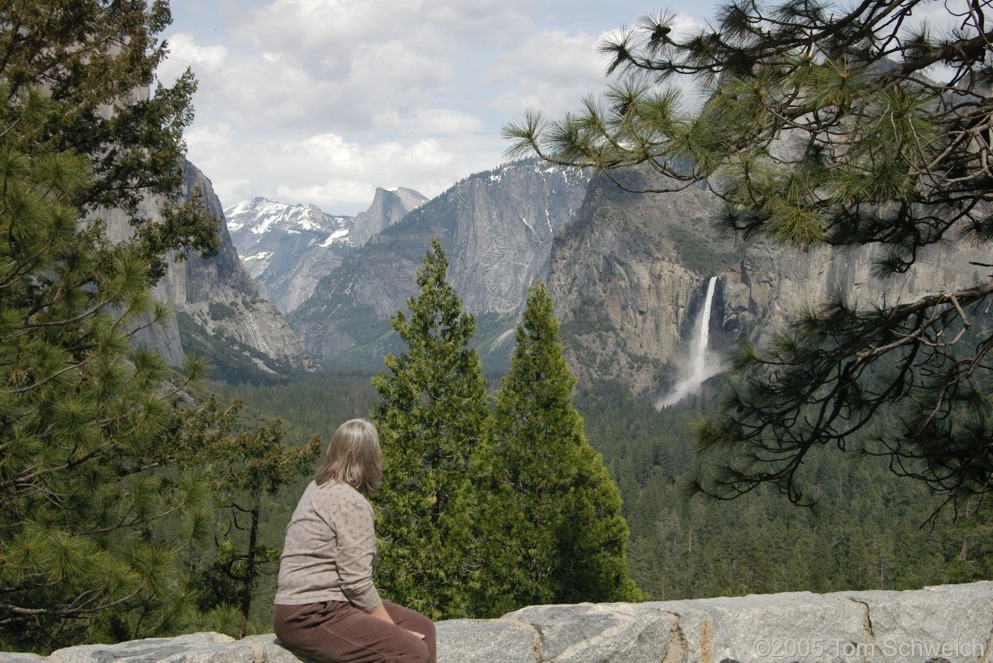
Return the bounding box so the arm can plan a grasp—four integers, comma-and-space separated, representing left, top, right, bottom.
0, 0, 219, 650
371, 238, 490, 620
479, 282, 641, 615
0, 85, 212, 650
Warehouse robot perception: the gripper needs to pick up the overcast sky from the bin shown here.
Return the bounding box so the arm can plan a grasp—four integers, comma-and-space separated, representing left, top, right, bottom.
158, 0, 717, 215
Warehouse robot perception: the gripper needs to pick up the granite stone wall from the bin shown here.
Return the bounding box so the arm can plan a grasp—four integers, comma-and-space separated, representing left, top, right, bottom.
3, 582, 992, 662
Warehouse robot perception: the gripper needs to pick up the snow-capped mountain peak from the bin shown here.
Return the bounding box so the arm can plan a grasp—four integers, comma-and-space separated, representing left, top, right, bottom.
223, 188, 427, 315
224, 197, 353, 242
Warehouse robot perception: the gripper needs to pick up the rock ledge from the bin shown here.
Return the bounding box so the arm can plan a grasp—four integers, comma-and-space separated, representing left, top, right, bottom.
5, 582, 992, 662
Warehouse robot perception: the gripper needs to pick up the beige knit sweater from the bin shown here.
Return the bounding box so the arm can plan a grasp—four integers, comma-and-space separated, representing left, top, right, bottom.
274, 480, 382, 612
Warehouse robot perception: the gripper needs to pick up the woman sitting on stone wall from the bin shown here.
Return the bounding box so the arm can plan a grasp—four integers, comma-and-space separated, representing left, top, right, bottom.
273, 419, 436, 663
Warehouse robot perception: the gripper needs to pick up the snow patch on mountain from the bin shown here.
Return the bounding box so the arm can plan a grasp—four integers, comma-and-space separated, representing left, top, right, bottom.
320, 229, 350, 247
225, 197, 353, 245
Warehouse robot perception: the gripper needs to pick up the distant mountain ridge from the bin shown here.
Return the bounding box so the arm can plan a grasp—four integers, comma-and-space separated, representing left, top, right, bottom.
286, 160, 593, 367
225, 189, 427, 314
225, 198, 353, 315
215, 152, 991, 401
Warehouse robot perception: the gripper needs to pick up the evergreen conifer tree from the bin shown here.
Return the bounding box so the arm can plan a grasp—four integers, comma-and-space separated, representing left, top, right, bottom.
371, 238, 490, 620
479, 282, 640, 615
0, 85, 209, 650
0, 0, 218, 650
193, 415, 321, 637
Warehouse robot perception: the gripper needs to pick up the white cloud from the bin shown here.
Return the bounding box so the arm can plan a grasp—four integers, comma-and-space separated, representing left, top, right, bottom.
487, 29, 604, 86
299, 133, 362, 162
162, 0, 712, 215
158, 32, 228, 84
183, 118, 502, 215
485, 29, 606, 118
373, 110, 485, 137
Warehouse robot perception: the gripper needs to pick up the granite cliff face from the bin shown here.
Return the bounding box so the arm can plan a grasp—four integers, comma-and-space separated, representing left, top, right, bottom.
288, 161, 592, 364
546, 168, 991, 399
723, 238, 991, 349
350, 186, 429, 246
546, 170, 733, 395
98, 161, 316, 375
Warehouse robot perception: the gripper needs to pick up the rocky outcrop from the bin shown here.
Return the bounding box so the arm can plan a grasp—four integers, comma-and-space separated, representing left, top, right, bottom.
221, 154, 989, 392
7, 582, 992, 662
176, 164, 317, 372
96, 161, 316, 373
350, 187, 429, 246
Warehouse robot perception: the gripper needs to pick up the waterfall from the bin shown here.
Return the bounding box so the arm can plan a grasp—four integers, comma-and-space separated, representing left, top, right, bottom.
656, 276, 721, 408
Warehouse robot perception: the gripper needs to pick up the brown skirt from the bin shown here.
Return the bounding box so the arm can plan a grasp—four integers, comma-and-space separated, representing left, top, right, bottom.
273, 600, 436, 663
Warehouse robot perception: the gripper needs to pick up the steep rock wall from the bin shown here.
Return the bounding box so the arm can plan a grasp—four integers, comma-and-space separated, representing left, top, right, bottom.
97, 161, 315, 371
290, 161, 592, 362
724, 239, 991, 348
549, 168, 992, 398
350, 186, 429, 247
547, 170, 733, 395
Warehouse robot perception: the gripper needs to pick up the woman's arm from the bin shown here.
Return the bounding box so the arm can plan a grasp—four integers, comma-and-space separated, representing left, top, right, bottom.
333, 489, 382, 611
366, 603, 425, 640
367, 603, 394, 624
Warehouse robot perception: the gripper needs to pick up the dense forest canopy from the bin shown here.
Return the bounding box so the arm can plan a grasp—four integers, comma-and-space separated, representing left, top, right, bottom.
507, 0, 993, 513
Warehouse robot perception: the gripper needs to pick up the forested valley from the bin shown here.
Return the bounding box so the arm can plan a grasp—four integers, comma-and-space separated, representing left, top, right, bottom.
210, 362, 993, 628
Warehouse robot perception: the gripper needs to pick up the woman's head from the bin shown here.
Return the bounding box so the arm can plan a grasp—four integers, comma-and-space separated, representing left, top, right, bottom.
315, 418, 382, 496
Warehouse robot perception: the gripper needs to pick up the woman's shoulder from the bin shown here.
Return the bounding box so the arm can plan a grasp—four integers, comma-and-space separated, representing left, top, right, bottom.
316, 480, 370, 508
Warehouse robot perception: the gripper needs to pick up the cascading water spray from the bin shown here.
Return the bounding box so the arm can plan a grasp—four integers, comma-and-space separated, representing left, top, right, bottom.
656, 276, 722, 408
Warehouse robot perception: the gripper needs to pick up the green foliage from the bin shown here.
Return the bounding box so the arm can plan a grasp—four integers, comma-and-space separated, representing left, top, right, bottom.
369, 252, 642, 618
208, 302, 237, 321
198, 374, 383, 631
214, 368, 993, 610
0, 81, 207, 650
509, 0, 993, 513
191, 410, 321, 637
0, 0, 229, 650
371, 239, 490, 619
0, 0, 218, 264
580, 384, 993, 601
208, 373, 381, 434
477, 283, 641, 615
